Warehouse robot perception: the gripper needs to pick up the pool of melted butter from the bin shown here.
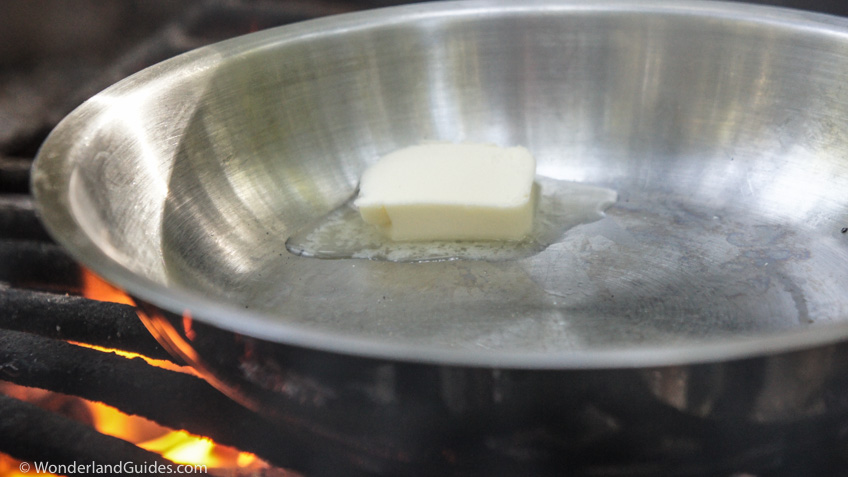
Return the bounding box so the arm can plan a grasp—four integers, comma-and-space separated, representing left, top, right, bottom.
286, 177, 617, 262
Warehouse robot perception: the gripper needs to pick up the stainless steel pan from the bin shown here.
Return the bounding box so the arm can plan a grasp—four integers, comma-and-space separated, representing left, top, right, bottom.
31, 1, 848, 474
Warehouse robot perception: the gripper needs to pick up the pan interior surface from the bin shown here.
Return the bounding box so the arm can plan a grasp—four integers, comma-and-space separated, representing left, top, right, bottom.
33, 2, 848, 365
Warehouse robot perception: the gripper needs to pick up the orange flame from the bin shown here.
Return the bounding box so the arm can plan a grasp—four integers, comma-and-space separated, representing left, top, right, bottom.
0, 268, 274, 473
79, 268, 135, 306
0, 381, 269, 474
84, 396, 266, 471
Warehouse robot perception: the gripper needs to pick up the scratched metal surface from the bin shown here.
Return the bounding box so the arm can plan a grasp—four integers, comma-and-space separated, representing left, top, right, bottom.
33, 1, 848, 366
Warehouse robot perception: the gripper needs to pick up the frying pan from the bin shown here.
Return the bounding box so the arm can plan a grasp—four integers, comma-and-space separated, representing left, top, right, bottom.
31, 1, 848, 474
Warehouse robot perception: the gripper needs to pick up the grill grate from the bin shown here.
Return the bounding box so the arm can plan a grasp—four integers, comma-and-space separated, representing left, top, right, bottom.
0, 2, 385, 475
3, 2, 848, 476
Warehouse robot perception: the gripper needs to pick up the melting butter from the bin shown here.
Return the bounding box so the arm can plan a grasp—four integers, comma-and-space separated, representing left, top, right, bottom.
286, 176, 617, 263
355, 143, 536, 241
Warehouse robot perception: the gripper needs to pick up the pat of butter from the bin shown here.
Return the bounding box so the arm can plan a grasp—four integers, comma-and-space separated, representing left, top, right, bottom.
354, 143, 536, 241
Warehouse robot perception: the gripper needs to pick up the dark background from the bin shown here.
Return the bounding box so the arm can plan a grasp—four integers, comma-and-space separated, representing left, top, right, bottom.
2, 0, 847, 66
1, 0, 847, 157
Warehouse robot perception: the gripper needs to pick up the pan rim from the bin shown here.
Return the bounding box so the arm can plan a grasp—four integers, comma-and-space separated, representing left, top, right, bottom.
31, 0, 848, 369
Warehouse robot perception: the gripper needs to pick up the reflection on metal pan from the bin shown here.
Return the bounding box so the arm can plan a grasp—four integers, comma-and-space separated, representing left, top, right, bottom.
32, 1, 848, 368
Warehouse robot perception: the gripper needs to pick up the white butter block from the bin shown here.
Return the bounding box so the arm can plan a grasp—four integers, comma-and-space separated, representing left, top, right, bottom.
354, 143, 536, 241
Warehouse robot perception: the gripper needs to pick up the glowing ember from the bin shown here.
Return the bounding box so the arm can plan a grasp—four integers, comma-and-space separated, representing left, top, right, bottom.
70, 341, 202, 378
